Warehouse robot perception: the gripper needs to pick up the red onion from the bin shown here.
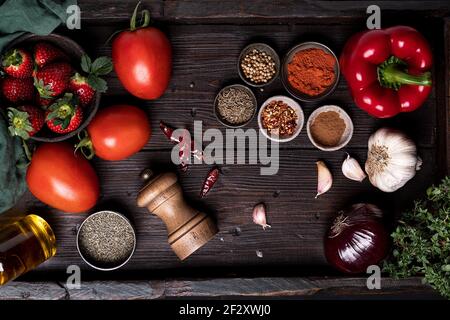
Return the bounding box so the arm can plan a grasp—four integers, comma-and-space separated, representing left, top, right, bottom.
324, 203, 390, 274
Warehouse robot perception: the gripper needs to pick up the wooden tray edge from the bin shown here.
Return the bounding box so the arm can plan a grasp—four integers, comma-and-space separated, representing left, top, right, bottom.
0, 277, 442, 300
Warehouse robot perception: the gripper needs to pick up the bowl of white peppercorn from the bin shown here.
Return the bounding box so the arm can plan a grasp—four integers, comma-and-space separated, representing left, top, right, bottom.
238, 43, 280, 88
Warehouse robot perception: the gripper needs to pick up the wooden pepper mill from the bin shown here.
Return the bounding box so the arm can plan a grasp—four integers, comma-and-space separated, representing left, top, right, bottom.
137, 170, 218, 260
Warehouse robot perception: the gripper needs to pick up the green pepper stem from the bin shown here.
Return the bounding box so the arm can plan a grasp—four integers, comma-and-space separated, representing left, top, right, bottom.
74, 130, 95, 160
378, 56, 432, 90
105, 2, 150, 45
383, 64, 432, 86
130, 1, 150, 31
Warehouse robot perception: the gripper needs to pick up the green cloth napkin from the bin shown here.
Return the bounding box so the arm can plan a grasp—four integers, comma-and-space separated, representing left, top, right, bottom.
0, 111, 27, 214
0, 0, 77, 52
0, 0, 76, 213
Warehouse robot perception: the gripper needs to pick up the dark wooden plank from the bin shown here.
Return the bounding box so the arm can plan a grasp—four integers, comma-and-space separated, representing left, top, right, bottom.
78, 0, 163, 21
77, 1, 450, 22
16, 147, 436, 276
63, 281, 165, 300
444, 18, 450, 174
0, 282, 67, 300
163, 0, 450, 23
432, 18, 449, 177
63, 22, 440, 149
163, 277, 441, 299
0, 277, 440, 299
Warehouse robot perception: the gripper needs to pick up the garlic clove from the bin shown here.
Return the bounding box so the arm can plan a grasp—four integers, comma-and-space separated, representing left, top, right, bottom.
415, 157, 422, 170
252, 203, 271, 230
316, 161, 333, 198
342, 153, 366, 182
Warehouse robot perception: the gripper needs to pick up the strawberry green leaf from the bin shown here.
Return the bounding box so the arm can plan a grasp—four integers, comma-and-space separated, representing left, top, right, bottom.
46, 111, 58, 121
68, 93, 79, 106
71, 72, 85, 84
81, 54, 92, 73
34, 78, 53, 99
7, 108, 33, 140
60, 92, 75, 105
49, 93, 74, 110
91, 56, 113, 76
87, 75, 108, 93
2, 49, 22, 67
62, 117, 70, 129
47, 93, 77, 121
9, 126, 30, 140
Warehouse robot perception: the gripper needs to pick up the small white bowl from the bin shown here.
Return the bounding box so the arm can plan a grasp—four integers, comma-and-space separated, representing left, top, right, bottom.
306, 105, 353, 151
258, 95, 304, 143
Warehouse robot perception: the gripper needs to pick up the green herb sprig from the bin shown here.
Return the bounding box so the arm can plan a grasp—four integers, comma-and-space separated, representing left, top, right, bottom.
384, 177, 450, 298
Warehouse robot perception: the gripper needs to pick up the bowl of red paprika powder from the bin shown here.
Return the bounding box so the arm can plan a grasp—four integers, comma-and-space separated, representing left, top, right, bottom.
281, 42, 340, 102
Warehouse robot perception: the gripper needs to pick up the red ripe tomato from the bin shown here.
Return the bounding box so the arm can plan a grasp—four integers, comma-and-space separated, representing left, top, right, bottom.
77, 105, 151, 161
26, 143, 100, 213
112, 4, 172, 99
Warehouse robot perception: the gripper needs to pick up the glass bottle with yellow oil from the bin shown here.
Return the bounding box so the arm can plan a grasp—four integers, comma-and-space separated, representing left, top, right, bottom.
0, 214, 56, 285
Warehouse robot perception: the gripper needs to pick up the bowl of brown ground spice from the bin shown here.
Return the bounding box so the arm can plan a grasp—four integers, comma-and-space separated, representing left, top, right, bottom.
306, 105, 353, 151
281, 42, 340, 102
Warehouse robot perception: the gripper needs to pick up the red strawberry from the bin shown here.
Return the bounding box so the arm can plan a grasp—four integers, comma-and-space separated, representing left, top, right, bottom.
1, 77, 34, 103
46, 93, 83, 134
69, 73, 95, 106
34, 42, 66, 68
34, 62, 73, 98
68, 55, 113, 106
7, 105, 44, 139
1, 48, 33, 78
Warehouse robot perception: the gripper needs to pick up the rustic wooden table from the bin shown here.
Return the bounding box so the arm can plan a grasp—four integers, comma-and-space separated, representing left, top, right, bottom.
1, 0, 449, 299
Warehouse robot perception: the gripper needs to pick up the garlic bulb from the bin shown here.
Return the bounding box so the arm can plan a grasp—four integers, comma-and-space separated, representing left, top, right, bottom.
365, 128, 422, 192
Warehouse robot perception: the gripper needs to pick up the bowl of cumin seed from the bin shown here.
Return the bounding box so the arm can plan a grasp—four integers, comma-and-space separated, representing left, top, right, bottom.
214, 84, 257, 128
76, 210, 136, 271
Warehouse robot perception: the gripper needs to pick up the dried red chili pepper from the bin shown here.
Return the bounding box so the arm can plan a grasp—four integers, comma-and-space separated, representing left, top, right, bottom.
200, 167, 220, 198
160, 121, 186, 170
160, 121, 179, 143
160, 121, 203, 172
179, 163, 189, 172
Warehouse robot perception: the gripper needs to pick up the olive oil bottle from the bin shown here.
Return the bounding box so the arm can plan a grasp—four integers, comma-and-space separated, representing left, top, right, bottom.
0, 215, 56, 285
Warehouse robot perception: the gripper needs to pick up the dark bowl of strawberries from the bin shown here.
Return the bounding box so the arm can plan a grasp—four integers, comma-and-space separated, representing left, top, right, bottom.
1, 33, 111, 142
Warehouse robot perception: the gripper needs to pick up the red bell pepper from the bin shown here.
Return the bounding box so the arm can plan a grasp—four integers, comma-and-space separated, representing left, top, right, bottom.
340, 26, 432, 118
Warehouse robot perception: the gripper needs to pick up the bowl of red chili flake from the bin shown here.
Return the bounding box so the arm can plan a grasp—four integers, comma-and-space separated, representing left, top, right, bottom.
281, 42, 339, 102
258, 95, 304, 143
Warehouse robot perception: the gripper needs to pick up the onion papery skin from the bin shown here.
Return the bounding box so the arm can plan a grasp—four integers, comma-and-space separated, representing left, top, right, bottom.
324, 204, 390, 274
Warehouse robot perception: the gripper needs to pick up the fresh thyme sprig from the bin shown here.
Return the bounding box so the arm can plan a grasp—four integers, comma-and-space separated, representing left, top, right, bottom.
384, 177, 450, 298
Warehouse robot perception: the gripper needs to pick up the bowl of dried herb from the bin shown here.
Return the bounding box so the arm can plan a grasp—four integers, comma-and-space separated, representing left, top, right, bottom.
214, 84, 257, 128
76, 210, 136, 271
